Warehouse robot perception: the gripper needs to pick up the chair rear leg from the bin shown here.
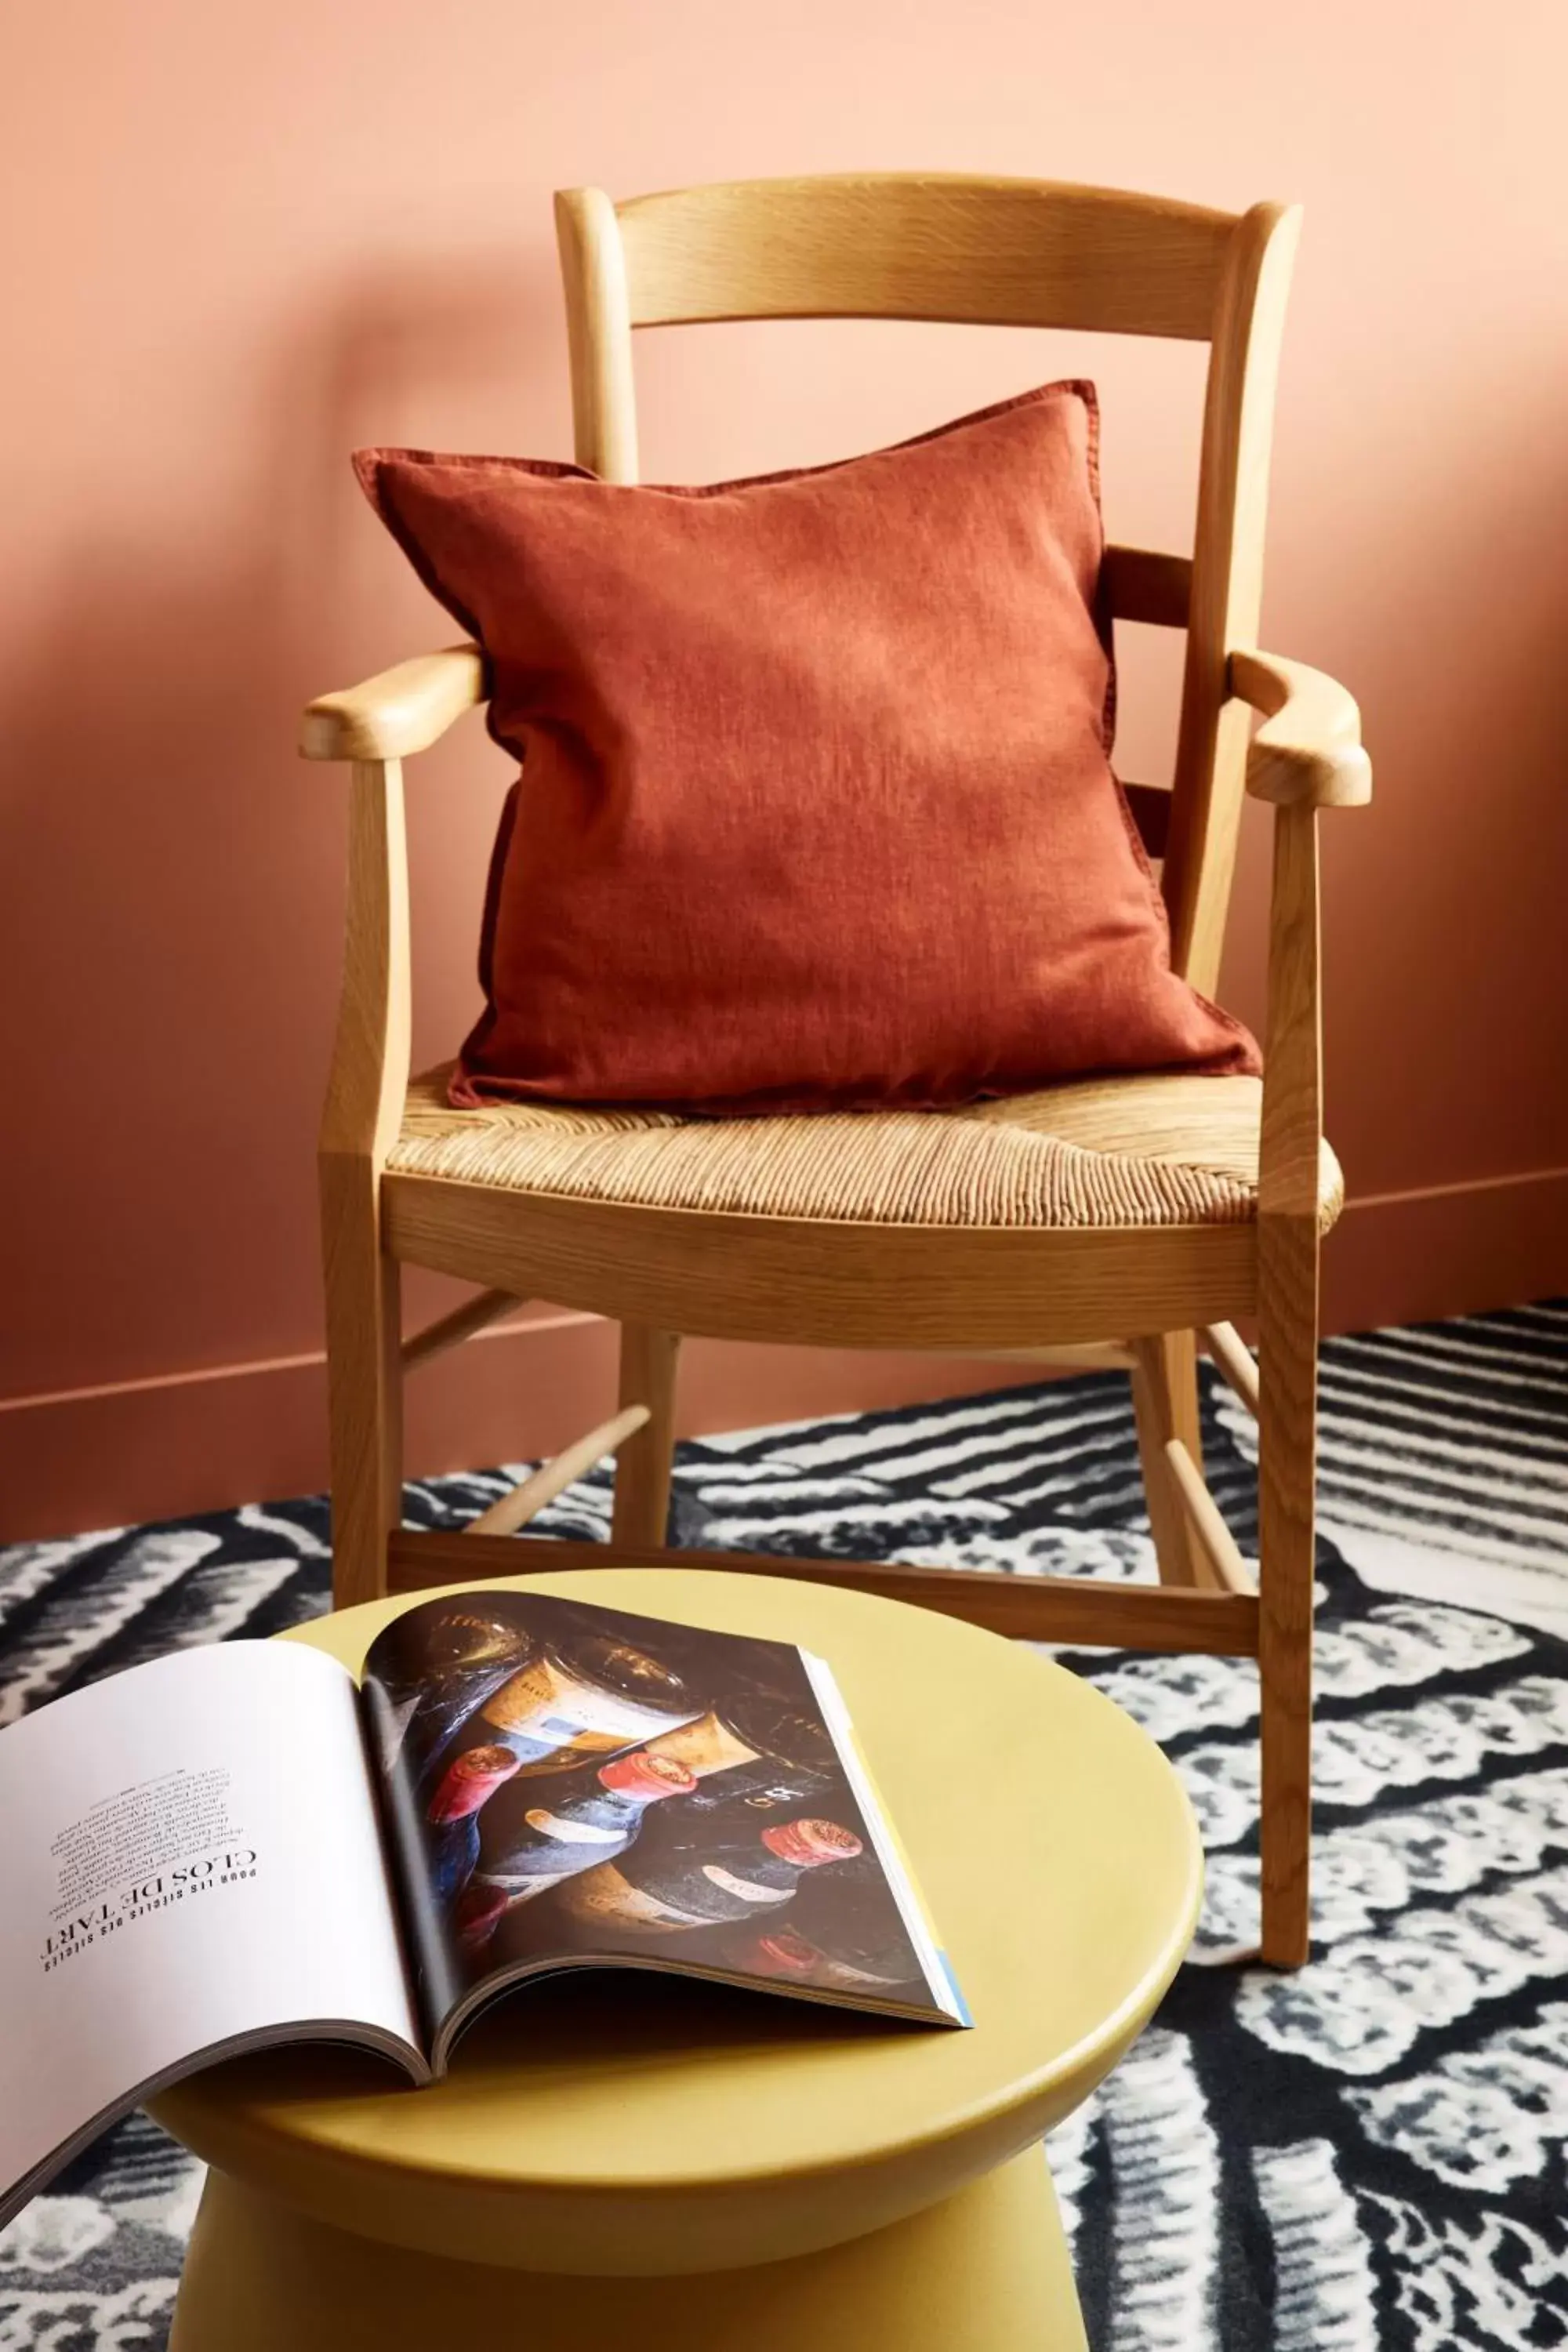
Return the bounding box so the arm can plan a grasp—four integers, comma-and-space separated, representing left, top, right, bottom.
1256, 1214, 1319, 1968
321, 1158, 404, 1607
611, 1323, 681, 1548
1129, 1331, 1207, 1587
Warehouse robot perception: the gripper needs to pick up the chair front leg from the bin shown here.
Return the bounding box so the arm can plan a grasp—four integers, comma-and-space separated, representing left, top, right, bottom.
1254, 795, 1326, 1969
610, 1323, 682, 1548
315, 754, 412, 1610
1255, 1206, 1318, 1965
1230, 645, 1369, 1965
321, 1156, 404, 1606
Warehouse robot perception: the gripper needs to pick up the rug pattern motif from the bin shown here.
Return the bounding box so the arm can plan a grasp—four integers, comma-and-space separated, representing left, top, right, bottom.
1, 1304, 1565, 2350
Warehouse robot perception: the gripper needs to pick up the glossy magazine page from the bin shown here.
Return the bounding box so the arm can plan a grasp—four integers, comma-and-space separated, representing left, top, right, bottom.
358, 1589, 967, 2063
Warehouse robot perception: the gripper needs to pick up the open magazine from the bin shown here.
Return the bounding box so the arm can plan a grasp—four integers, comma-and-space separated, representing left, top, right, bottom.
0, 1586, 967, 2229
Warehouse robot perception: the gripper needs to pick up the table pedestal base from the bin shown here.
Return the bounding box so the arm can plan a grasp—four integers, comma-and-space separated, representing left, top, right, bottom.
169, 2147, 1086, 2351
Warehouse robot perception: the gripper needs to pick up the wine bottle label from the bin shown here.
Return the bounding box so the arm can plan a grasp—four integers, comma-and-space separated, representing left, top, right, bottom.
522, 1808, 628, 1846
507, 1728, 637, 1774
481, 1656, 697, 1746
479, 1660, 586, 1733
470, 1865, 572, 1901
560, 1869, 713, 1933
700, 1864, 792, 1907
645, 1711, 760, 1780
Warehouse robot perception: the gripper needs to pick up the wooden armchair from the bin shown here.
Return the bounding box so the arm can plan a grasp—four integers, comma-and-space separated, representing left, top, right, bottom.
307, 176, 1370, 1969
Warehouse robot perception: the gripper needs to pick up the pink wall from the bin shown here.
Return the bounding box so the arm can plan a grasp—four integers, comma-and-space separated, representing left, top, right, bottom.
3, 1, 1567, 1537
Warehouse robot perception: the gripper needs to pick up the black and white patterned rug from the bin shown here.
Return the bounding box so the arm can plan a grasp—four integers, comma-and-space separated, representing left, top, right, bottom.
2, 1302, 1565, 2350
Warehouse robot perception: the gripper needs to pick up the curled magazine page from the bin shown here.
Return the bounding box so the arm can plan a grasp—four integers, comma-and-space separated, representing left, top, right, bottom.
0, 1642, 422, 2227
358, 1588, 965, 2061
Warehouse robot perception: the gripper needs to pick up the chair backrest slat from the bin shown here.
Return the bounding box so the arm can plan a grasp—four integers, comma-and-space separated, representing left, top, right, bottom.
1102, 545, 1192, 630
554, 175, 1300, 993
615, 174, 1235, 339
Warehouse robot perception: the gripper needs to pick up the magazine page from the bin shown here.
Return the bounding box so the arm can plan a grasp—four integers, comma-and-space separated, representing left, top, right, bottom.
358, 1588, 967, 2064
0, 1641, 423, 2230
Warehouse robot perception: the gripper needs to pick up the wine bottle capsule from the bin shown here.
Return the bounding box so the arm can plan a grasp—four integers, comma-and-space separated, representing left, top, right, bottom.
426, 1744, 522, 1825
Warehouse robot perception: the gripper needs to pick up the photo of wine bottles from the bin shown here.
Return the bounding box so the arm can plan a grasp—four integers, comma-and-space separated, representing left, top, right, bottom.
361, 1590, 966, 2034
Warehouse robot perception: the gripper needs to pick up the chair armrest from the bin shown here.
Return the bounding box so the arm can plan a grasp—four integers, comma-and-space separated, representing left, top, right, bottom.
1229, 649, 1372, 811
299, 644, 488, 763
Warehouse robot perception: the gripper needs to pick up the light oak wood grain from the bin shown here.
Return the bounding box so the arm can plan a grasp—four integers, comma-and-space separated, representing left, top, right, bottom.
299, 646, 485, 764
1202, 1319, 1261, 1417
1255, 800, 1324, 1967
1130, 1332, 1210, 1588
386, 1529, 1263, 1655
614, 174, 1234, 337
401, 1287, 524, 1374
318, 760, 411, 1608
555, 187, 640, 484
1163, 204, 1301, 993
1232, 649, 1372, 809
610, 1324, 681, 1547
465, 1406, 650, 1538
379, 1174, 1259, 1349
1165, 1437, 1258, 1595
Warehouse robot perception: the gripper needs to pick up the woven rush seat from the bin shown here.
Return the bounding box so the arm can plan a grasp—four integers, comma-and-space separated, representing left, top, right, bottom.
387, 1068, 1345, 1233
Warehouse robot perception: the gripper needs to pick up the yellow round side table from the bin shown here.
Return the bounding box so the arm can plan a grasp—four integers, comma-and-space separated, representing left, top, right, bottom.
152, 1567, 1201, 2350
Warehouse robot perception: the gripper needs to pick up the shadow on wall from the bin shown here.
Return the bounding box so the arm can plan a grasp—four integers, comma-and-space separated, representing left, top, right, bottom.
0, 253, 561, 1407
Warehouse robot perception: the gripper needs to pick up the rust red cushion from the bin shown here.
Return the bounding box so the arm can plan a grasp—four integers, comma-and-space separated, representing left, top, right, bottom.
355, 386, 1258, 1112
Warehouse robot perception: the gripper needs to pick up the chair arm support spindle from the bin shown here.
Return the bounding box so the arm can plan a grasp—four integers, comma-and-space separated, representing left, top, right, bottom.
318, 758, 411, 1165
1258, 799, 1323, 1224
1240, 645, 1368, 1229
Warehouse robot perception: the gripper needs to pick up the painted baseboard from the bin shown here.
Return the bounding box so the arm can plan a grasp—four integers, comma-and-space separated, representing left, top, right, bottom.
4, 1167, 1564, 1542
1321, 1163, 1568, 1334
0, 1314, 1028, 1543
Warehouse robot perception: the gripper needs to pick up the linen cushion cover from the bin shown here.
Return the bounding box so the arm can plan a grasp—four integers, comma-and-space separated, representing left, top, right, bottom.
355, 385, 1258, 1113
